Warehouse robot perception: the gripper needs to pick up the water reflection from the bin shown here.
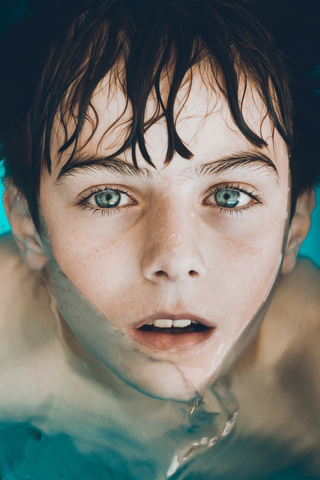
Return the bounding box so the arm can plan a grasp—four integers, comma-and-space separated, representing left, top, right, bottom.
0, 376, 238, 479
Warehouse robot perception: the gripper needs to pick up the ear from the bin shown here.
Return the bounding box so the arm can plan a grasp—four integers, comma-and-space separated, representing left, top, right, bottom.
281, 189, 316, 275
2, 186, 48, 270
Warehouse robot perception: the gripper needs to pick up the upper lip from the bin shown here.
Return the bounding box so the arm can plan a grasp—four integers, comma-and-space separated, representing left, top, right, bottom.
132, 312, 214, 329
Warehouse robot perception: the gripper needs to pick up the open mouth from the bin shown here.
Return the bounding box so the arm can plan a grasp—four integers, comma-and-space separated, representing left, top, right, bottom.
139, 319, 207, 334
131, 316, 215, 351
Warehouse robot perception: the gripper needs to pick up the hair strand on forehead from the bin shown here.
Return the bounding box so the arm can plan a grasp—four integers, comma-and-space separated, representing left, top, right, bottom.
1, 0, 319, 231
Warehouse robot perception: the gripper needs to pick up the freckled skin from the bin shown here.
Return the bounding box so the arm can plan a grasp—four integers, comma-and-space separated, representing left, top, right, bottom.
38, 75, 290, 401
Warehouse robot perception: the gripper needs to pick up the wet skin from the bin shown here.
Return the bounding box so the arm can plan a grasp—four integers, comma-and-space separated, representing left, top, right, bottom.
38, 73, 290, 401
0, 239, 319, 479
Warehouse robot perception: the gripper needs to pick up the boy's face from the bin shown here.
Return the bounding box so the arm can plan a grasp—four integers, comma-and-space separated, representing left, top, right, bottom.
39, 72, 290, 401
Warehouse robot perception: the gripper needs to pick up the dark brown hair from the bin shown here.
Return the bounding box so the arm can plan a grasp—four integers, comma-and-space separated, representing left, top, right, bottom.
0, 0, 319, 230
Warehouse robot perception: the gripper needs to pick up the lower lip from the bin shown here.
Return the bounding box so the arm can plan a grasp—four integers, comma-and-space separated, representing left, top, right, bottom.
129, 327, 215, 351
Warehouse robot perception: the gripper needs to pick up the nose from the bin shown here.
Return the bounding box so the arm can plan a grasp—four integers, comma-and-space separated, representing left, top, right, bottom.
141, 202, 208, 283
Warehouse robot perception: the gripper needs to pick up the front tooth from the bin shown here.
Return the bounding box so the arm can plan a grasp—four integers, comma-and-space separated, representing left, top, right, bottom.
172, 319, 192, 328
153, 319, 173, 328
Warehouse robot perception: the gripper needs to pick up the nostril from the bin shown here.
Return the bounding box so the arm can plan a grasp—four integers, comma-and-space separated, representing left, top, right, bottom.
189, 270, 198, 277
154, 269, 199, 279
155, 270, 166, 277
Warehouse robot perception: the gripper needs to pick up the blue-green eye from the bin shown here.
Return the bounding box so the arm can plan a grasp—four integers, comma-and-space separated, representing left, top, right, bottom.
94, 190, 121, 208
215, 189, 240, 208
205, 186, 255, 210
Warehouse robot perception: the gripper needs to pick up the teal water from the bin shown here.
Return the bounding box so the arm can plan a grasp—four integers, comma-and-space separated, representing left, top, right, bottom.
1, 177, 319, 266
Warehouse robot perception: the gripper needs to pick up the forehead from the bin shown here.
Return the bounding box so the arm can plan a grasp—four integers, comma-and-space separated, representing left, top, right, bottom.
50, 68, 288, 176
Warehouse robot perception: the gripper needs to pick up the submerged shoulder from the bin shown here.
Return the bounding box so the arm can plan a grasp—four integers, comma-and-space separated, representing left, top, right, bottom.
236, 257, 320, 397
261, 256, 320, 358
0, 233, 55, 353
232, 258, 320, 467
276, 256, 320, 324
257, 257, 320, 346
0, 232, 21, 265
276, 258, 320, 476
0, 234, 73, 421
0, 232, 36, 307
271, 258, 320, 419
283, 255, 320, 296
234, 257, 320, 376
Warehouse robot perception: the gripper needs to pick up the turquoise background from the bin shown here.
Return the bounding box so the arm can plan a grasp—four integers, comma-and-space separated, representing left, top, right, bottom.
0, 168, 319, 267
299, 185, 320, 267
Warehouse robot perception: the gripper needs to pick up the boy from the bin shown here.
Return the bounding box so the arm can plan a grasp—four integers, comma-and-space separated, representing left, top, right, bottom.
0, 0, 320, 478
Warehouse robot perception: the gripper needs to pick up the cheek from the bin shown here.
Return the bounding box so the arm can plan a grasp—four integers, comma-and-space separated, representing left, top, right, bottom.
210, 214, 286, 335
40, 188, 156, 328
44, 213, 142, 311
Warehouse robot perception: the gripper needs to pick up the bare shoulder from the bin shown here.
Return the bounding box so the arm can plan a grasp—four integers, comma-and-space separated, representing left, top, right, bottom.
0, 233, 57, 355
231, 259, 320, 473
272, 256, 320, 374
238, 257, 320, 413
276, 259, 320, 475
278, 256, 320, 310
0, 232, 21, 266
268, 259, 320, 439
0, 233, 36, 321
234, 257, 320, 380
263, 257, 320, 337
0, 234, 72, 416
0, 232, 38, 296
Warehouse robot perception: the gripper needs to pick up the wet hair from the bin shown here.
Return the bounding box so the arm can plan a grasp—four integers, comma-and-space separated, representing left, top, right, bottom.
0, 0, 320, 231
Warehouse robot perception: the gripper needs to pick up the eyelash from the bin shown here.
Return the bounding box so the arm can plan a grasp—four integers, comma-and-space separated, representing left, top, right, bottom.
77, 186, 133, 217
205, 183, 262, 217
77, 183, 262, 217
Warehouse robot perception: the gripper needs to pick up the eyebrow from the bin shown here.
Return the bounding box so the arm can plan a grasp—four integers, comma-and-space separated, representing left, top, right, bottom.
55, 151, 278, 183
196, 152, 278, 177
56, 155, 149, 183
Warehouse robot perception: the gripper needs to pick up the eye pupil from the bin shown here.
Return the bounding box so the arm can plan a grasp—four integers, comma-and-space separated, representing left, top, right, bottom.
215, 189, 240, 208
95, 190, 121, 208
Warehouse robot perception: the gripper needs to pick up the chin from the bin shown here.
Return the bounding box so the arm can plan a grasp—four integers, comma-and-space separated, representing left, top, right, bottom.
109, 357, 205, 402
112, 342, 238, 403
